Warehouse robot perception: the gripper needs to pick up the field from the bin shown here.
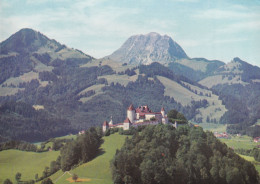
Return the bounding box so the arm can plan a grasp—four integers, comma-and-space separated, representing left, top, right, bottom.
50, 133, 128, 184
220, 135, 258, 150
0, 149, 59, 183
199, 122, 227, 132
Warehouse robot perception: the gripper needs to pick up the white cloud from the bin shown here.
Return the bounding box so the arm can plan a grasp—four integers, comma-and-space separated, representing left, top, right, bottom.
194, 9, 256, 19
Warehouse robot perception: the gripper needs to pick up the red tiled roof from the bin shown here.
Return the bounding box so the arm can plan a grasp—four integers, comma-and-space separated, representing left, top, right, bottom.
109, 123, 124, 127
128, 104, 135, 111
124, 118, 131, 124
103, 121, 108, 126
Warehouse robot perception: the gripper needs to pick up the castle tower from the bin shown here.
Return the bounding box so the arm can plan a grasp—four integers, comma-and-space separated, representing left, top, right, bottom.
161, 107, 165, 117
103, 121, 109, 132
127, 104, 135, 123
109, 116, 113, 125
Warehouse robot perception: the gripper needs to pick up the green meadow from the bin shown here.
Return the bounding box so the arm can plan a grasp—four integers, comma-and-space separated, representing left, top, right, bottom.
220, 135, 258, 150
0, 149, 59, 183
52, 133, 128, 184
199, 122, 227, 132
0, 133, 128, 184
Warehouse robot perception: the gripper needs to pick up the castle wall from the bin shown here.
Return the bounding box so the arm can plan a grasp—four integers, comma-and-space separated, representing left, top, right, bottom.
123, 123, 130, 130
145, 114, 156, 120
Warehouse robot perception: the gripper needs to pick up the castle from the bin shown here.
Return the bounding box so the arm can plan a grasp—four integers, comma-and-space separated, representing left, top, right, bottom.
103, 104, 169, 132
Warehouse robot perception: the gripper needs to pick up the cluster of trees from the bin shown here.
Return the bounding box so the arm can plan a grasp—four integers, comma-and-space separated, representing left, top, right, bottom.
60, 127, 103, 171
35, 156, 61, 182
0, 140, 37, 151
118, 67, 137, 76
167, 109, 187, 124
111, 124, 259, 184
4, 172, 35, 184
181, 83, 211, 97
4, 174, 54, 184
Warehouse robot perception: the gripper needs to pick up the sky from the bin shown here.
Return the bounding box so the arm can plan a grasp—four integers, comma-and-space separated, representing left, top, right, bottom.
0, 0, 260, 66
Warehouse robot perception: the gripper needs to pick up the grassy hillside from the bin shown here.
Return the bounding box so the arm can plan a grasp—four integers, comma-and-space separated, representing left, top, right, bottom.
199, 122, 227, 132
157, 76, 227, 122
199, 74, 248, 88
51, 133, 128, 184
0, 149, 59, 183
220, 135, 258, 150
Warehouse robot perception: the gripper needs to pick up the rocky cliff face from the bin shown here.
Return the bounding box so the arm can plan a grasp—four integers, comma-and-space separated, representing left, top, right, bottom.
107, 32, 188, 65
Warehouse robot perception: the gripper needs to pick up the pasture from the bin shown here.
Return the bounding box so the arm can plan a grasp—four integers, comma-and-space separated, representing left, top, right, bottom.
0, 149, 59, 183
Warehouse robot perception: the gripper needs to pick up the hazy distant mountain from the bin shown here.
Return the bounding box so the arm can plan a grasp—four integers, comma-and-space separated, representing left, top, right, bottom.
199, 57, 260, 88
107, 32, 188, 65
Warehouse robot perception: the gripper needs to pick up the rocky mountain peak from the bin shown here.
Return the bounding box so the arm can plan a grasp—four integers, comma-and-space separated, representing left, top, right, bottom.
106, 32, 188, 65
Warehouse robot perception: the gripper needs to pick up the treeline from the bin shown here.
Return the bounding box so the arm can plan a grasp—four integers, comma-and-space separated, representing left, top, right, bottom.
0, 140, 37, 152
60, 127, 103, 171
111, 124, 259, 184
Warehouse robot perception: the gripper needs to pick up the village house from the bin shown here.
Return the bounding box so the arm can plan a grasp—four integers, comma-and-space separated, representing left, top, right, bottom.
103, 104, 169, 132
254, 137, 260, 143
214, 132, 229, 139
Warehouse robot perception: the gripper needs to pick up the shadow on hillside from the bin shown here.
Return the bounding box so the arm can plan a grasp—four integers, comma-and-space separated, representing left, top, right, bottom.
96, 148, 105, 157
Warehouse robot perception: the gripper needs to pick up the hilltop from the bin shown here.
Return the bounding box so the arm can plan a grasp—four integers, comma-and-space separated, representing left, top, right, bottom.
106, 32, 188, 65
